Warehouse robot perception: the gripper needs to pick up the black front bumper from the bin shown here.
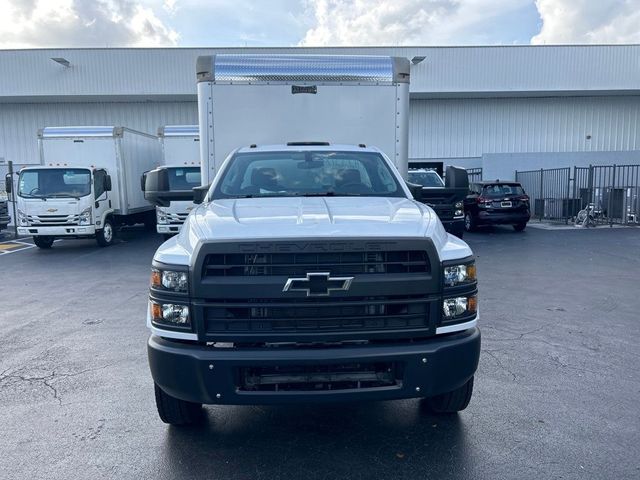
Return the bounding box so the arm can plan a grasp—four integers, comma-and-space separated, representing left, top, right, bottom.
148, 327, 480, 405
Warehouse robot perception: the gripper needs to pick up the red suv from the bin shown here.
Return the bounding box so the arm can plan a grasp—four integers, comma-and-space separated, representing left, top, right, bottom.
463, 181, 530, 232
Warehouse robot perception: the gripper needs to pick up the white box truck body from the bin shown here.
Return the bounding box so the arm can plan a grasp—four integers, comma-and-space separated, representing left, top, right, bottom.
196, 54, 410, 184
155, 125, 200, 237
15, 126, 158, 248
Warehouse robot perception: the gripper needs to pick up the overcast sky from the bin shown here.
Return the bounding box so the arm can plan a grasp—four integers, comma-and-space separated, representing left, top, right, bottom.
0, 0, 638, 49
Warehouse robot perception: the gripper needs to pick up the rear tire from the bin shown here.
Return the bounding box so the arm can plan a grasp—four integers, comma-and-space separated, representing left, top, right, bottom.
96, 218, 115, 247
423, 377, 474, 413
464, 213, 476, 232
33, 236, 54, 249
154, 383, 203, 426
513, 223, 527, 232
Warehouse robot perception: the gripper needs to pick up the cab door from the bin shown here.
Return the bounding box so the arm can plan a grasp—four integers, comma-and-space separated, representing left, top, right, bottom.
93, 169, 110, 228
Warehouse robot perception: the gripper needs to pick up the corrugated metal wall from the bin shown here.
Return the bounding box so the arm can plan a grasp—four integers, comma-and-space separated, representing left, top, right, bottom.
2, 95, 639, 166
0, 102, 197, 165
1, 45, 639, 99
410, 96, 640, 159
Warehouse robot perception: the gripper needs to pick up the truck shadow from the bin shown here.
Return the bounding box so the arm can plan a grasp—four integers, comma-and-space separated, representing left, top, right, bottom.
160, 400, 476, 479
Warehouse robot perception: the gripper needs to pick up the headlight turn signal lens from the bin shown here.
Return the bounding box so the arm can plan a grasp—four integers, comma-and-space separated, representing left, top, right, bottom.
443, 262, 476, 287
150, 268, 188, 292
150, 301, 190, 326
443, 294, 477, 319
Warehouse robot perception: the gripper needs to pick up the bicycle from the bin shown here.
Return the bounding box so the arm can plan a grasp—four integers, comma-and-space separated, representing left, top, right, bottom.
575, 203, 600, 228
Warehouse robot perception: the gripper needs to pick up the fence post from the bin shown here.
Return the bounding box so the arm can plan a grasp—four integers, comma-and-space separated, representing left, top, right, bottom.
610, 165, 616, 227
539, 168, 544, 221
588, 164, 594, 208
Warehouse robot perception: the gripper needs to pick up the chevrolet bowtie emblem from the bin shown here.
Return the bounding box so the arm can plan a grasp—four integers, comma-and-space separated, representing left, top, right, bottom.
283, 272, 354, 297
47, 208, 58, 212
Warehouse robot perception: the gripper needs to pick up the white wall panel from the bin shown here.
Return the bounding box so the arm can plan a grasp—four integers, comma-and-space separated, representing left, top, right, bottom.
0, 101, 197, 165
409, 96, 640, 159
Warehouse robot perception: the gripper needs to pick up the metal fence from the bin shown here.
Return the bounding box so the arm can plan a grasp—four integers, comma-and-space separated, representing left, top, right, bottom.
516, 164, 640, 225
466, 168, 482, 183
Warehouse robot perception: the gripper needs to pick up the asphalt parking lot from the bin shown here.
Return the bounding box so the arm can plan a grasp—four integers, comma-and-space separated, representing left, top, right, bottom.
1, 226, 639, 480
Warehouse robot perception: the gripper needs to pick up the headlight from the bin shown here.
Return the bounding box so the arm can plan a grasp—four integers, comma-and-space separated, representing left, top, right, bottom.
150, 268, 188, 293
443, 262, 476, 287
150, 301, 190, 327
455, 201, 463, 209
443, 295, 477, 319
17, 209, 28, 226
156, 208, 168, 224
454, 209, 463, 217
78, 207, 92, 225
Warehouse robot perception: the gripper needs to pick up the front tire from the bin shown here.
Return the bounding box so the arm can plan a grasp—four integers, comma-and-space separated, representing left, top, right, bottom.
33, 236, 54, 249
96, 218, 115, 247
464, 212, 476, 232
423, 377, 474, 413
513, 223, 527, 232
154, 383, 203, 426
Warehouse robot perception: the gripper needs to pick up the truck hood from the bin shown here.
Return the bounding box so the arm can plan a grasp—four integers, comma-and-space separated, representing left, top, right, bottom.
156, 196, 472, 265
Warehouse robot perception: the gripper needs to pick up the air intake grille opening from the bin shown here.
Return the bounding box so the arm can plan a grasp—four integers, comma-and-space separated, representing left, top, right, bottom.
237, 362, 403, 392
204, 250, 430, 277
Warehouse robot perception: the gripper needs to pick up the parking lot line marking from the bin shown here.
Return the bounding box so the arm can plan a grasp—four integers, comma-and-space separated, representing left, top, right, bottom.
0, 241, 35, 254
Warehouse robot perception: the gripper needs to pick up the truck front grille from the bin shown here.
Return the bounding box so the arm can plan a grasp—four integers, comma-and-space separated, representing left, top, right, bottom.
203, 250, 430, 277
29, 214, 80, 226
237, 361, 402, 392
203, 295, 430, 335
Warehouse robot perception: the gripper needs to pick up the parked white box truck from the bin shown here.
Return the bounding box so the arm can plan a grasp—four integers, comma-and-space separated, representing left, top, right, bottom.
154, 125, 201, 238
10, 126, 158, 248
143, 55, 478, 426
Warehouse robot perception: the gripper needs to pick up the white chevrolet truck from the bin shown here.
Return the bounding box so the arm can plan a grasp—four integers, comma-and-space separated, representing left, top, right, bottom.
10, 127, 158, 248
144, 55, 480, 426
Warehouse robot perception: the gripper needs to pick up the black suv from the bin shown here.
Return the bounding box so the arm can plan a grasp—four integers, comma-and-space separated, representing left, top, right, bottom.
464, 181, 530, 232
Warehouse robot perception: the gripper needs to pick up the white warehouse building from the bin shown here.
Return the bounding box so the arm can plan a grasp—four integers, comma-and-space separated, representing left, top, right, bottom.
1, 45, 639, 181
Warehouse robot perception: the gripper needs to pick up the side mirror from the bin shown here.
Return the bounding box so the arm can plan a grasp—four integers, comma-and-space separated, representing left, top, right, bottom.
445, 166, 469, 190
406, 182, 423, 201
5, 174, 12, 194
104, 175, 112, 192
140, 172, 147, 192
193, 185, 210, 205
144, 167, 194, 207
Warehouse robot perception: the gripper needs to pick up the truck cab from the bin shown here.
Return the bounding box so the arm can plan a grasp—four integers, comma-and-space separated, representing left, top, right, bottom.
153, 126, 201, 238
13, 166, 112, 248
143, 55, 480, 426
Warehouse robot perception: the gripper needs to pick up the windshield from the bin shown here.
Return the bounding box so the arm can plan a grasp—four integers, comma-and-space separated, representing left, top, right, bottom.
408, 170, 444, 187
482, 184, 525, 197
167, 167, 201, 192
18, 168, 91, 198
213, 151, 404, 199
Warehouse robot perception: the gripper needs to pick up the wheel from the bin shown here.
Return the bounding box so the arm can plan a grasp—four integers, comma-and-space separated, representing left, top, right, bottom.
33, 236, 54, 249
163, 233, 174, 241
464, 212, 476, 232
154, 383, 203, 426
96, 218, 115, 247
423, 377, 474, 413
513, 223, 527, 232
